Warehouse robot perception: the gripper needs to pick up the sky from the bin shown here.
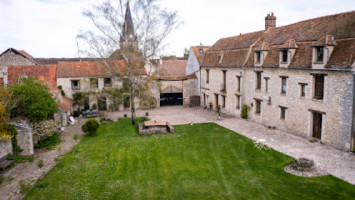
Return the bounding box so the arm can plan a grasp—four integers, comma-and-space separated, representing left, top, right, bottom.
0, 0, 354, 58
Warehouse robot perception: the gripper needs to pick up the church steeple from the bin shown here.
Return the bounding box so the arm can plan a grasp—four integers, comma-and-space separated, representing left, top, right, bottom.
120, 1, 138, 51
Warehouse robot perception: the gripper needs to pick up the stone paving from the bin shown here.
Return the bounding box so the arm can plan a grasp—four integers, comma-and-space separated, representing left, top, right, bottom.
108, 106, 355, 185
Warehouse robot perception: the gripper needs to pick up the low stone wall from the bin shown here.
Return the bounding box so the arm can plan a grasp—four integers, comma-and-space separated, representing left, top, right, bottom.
31, 120, 59, 146
138, 124, 167, 135
0, 141, 13, 158
11, 119, 34, 156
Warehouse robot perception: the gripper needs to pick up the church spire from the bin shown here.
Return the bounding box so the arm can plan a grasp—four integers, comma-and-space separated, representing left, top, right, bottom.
120, 1, 136, 43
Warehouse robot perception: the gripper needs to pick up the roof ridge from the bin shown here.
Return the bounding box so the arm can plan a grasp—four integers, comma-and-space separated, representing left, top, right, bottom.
269, 10, 355, 31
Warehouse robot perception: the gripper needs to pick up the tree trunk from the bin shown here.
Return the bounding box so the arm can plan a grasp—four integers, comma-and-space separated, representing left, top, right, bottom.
130, 88, 136, 125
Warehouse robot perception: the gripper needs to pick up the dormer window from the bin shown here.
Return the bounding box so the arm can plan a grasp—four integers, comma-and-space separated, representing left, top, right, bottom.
199, 49, 204, 54
255, 51, 261, 63
218, 55, 223, 63
281, 50, 288, 63
316, 46, 324, 62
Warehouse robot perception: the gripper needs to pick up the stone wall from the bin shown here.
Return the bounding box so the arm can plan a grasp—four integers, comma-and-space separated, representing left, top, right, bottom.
186, 48, 201, 95
0, 50, 35, 79
183, 79, 199, 105
0, 141, 12, 159
11, 119, 34, 156
201, 66, 353, 151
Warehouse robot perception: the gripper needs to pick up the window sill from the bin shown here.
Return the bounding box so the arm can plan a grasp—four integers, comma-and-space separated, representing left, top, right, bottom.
280, 92, 286, 95
313, 61, 324, 64
280, 62, 288, 64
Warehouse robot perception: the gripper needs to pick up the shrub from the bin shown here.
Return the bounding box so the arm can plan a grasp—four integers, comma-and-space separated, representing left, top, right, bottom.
73, 134, 79, 140
37, 160, 44, 168
61, 90, 65, 97
35, 133, 61, 150
91, 104, 97, 110
241, 104, 249, 119
81, 119, 100, 136
8, 155, 34, 163
0, 176, 4, 185
10, 77, 58, 122
57, 85, 62, 90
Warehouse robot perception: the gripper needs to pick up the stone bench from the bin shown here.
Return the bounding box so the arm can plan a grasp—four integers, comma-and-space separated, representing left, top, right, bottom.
0, 155, 14, 171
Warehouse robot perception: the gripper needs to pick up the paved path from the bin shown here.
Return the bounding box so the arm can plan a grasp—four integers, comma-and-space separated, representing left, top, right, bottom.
108, 106, 355, 185
0, 119, 86, 200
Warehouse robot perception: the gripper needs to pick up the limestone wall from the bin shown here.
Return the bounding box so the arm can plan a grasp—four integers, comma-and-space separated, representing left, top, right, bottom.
183, 79, 199, 105
201, 66, 353, 151
0, 141, 12, 159
11, 119, 34, 156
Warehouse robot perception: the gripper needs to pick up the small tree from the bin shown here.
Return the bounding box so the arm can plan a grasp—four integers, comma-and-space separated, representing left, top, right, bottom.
184, 48, 190, 57
241, 104, 249, 119
10, 77, 58, 122
78, 0, 180, 125
81, 119, 100, 136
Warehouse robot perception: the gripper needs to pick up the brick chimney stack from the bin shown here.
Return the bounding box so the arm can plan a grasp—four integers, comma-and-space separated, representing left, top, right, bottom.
265, 12, 277, 30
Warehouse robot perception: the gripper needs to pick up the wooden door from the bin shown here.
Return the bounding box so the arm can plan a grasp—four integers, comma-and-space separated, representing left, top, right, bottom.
312, 113, 322, 139
215, 94, 219, 109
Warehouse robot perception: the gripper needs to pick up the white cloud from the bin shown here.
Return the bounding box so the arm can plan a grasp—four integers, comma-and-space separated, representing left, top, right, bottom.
0, 0, 354, 57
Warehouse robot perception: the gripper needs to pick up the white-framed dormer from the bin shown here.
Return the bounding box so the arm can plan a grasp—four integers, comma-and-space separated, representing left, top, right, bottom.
254, 42, 269, 66
312, 35, 337, 69
279, 39, 297, 68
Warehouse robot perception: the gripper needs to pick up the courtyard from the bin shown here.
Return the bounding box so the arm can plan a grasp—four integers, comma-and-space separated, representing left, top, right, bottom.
24, 117, 355, 199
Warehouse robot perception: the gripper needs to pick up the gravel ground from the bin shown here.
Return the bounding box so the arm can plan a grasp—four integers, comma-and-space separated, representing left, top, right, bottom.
0, 118, 86, 200
108, 106, 355, 185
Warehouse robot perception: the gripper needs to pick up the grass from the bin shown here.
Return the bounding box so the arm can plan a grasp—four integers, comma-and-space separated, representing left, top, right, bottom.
37, 160, 44, 168
0, 176, 3, 185
24, 119, 355, 199
35, 133, 62, 150
8, 155, 34, 163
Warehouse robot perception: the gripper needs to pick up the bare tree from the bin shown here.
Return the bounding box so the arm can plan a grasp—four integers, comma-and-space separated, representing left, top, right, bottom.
78, 0, 179, 125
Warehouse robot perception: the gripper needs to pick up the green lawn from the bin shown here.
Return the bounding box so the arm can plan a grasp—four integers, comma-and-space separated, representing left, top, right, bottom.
25, 119, 355, 200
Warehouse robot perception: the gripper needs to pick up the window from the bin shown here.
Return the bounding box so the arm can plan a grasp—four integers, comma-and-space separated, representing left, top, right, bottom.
316, 46, 324, 62
90, 78, 98, 89
264, 77, 269, 92
237, 76, 241, 92
314, 76, 324, 100
218, 55, 223, 63
281, 50, 288, 63
299, 83, 307, 97
236, 95, 241, 109
221, 70, 227, 92
255, 51, 261, 63
206, 69, 210, 83
104, 78, 112, 87
280, 106, 287, 119
222, 95, 226, 107
199, 48, 204, 54
71, 80, 80, 90
256, 72, 262, 90
255, 99, 261, 114
280, 76, 288, 94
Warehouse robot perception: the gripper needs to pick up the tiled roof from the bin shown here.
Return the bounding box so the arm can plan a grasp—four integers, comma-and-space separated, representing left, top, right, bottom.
34, 58, 97, 65
158, 59, 188, 76
279, 39, 298, 49
208, 31, 264, 51
326, 38, 355, 69
312, 35, 337, 46
191, 46, 210, 65
253, 42, 270, 51
203, 49, 250, 67
204, 10, 355, 69
150, 73, 197, 81
58, 96, 73, 111
7, 65, 57, 86
56, 61, 147, 78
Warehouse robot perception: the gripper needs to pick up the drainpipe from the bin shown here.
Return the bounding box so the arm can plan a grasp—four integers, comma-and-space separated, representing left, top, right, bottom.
351, 72, 355, 152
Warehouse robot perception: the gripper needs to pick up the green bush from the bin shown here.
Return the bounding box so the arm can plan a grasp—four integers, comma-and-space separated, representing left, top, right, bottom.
241, 104, 249, 119
0, 176, 4, 185
61, 90, 65, 97
37, 160, 44, 168
10, 77, 58, 122
73, 134, 79, 140
35, 133, 61, 150
57, 85, 62, 90
81, 119, 100, 136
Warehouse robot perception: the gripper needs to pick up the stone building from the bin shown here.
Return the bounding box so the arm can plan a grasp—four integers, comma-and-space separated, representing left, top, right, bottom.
201, 11, 355, 151
186, 46, 210, 95
0, 48, 37, 84
151, 58, 199, 106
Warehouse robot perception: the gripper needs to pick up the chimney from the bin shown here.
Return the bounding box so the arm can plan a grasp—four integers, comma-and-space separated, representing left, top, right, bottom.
265, 12, 277, 30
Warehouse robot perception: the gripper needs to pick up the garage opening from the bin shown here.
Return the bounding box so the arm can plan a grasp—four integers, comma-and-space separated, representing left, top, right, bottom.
160, 93, 183, 107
